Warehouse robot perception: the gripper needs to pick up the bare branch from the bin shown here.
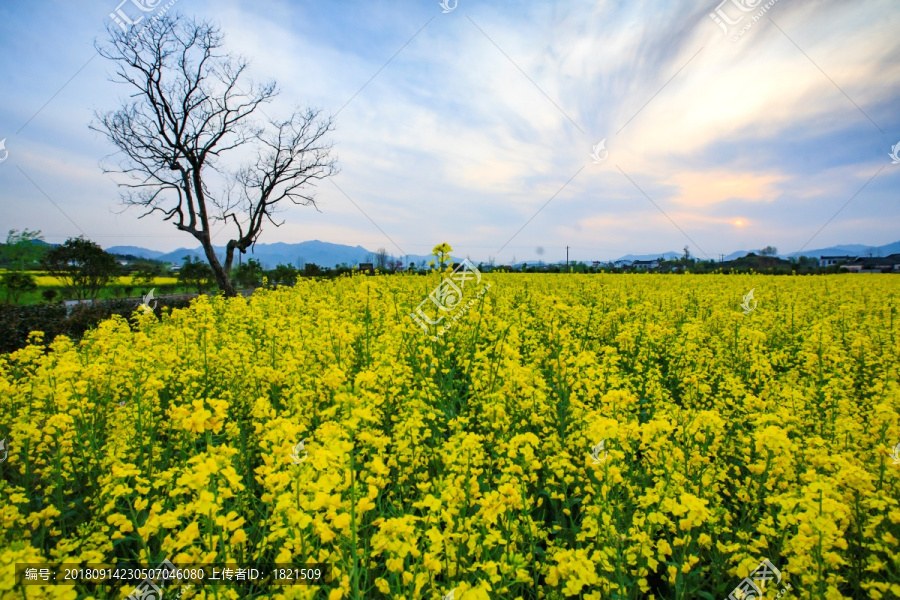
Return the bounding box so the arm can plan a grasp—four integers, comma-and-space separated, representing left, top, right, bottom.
92, 13, 338, 295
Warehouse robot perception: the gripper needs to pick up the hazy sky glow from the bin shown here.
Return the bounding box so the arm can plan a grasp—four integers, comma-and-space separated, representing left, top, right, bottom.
1, 0, 898, 263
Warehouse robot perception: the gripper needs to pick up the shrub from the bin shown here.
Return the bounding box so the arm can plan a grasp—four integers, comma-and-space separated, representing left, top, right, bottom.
0, 296, 195, 354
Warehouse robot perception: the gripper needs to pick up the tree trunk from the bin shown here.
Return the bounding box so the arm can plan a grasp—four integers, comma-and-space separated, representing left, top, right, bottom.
93, 17, 337, 296
200, 238, 236, 297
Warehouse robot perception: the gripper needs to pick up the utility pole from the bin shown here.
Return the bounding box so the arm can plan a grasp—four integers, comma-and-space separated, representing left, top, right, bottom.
566, 246, 569, 268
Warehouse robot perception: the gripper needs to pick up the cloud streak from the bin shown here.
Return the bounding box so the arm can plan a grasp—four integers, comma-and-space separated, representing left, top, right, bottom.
0, 0, 897, 263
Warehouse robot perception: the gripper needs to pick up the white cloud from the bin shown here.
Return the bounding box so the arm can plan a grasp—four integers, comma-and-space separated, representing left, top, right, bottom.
1, 0, 897, 258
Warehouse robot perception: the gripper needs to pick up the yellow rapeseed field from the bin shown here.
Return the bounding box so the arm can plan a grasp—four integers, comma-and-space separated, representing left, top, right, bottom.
1, 273, 899, 600
12, 272, 180, 287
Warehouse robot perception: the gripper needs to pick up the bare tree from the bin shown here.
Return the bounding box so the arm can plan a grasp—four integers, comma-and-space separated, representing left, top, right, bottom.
92, 14, 338, 296
374, 248, 389, 271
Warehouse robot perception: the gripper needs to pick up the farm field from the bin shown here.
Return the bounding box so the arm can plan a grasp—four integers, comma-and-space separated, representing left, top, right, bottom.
1, 273, 899, 600
0, 271, 180, 288
0, 270, 183, 306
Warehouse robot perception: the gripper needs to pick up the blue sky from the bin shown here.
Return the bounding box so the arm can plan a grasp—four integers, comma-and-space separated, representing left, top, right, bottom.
0, 0, 898, 264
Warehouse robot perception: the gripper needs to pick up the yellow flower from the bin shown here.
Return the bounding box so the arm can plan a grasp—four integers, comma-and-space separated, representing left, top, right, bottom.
230, 529, 247, 545
328, 588, 344, 600
2, 272, 896, 600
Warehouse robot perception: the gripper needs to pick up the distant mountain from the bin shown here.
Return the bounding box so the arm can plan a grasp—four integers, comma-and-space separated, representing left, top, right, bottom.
105, 240, 436, 269
788, 240, 900, 258
876, 241, 900, 255
722, 250, 788, 261
789, 244, 871, 257
107, 246, 166, 259
693, 240, 900, 262
99, 239, 900, 269
614, 252, 682, 262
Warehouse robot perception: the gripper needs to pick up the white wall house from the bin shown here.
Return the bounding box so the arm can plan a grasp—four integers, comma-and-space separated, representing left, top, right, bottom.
633, 260, 660, 270
819, 255, 854, 267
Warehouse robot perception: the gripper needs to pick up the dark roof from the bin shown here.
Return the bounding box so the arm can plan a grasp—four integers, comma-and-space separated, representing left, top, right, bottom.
850, 254, 900, 265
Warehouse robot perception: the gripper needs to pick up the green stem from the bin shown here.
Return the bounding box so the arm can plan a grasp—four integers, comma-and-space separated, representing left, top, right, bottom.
350, 439, 360, 600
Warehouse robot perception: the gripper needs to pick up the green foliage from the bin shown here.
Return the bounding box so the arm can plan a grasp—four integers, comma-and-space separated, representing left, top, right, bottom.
1, 229, 46, 268
269, 263, 298, 287
41, 288, 58, 303
131, 262, 166, 287
1, 271, 38, 304
233, 258, 264, 289
0, 297, 195, 354
303, 263, 323, 277
178, 256, 215, 294
790, 256, 820, 274
40, 236, 120, 300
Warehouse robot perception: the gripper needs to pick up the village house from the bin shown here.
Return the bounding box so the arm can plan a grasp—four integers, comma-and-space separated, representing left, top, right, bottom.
819, 255, 855, 267
843, 254, 900, 273
633, 259, 660, 270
